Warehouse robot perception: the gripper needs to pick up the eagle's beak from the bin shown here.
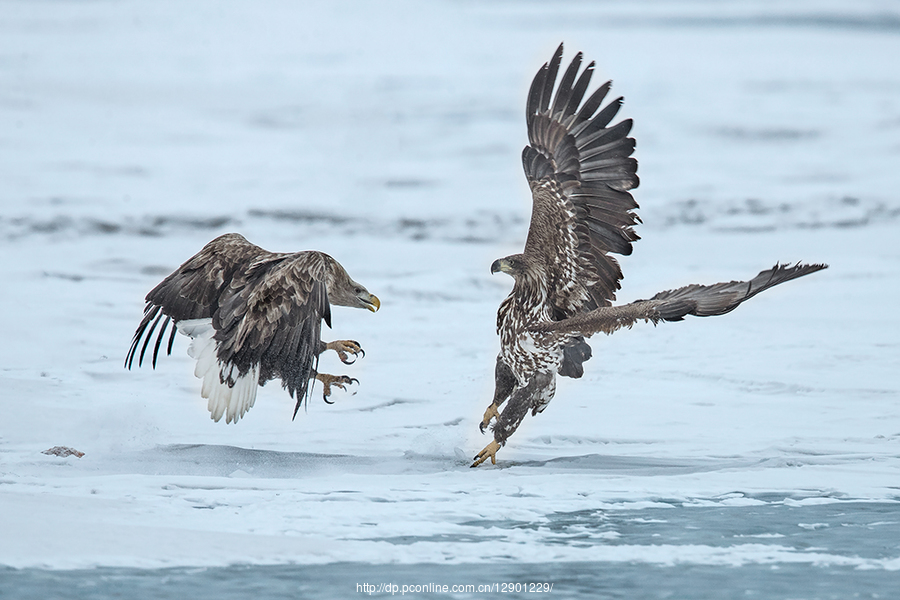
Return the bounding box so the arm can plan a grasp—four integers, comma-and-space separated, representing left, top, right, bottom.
365, 294, 380, 313
490, 259, 503, 274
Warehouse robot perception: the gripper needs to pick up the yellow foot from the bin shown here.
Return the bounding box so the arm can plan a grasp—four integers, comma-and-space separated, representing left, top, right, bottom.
315, 373, 358, 404
325, 340, 364, 364
471, 440, 502, 468
479, 404, 500, 434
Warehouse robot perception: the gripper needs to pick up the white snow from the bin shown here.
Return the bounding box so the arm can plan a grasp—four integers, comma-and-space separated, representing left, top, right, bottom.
1, 0, 899, 572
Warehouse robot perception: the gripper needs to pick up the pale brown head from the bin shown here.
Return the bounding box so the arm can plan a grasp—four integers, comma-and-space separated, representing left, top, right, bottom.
326, 259, 380, 312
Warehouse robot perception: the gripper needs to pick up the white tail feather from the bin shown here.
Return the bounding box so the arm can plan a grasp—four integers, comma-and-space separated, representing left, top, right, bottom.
176, 318, 260, 424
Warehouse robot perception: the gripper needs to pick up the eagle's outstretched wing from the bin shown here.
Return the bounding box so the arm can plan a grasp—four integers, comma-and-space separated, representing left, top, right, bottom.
522, 43, 640, 317
532, 263, 828, 337
125, 233, 265, 370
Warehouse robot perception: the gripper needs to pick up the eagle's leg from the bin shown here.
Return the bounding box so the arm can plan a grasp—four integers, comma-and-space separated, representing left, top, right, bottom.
322, 340, 364, 364
314, 373, 359, 404
471, 371, 554, 468
480, 356, 518, 434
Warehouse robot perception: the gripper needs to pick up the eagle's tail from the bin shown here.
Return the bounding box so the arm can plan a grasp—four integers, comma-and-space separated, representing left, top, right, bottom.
179, 318, 260, 425
558, 336, 592, 378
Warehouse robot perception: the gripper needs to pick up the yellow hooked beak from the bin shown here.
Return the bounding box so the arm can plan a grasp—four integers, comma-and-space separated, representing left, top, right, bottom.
365, 294, 380, 313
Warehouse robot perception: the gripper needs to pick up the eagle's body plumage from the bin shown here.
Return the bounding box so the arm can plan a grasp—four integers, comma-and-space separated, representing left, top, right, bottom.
126, 233, 379, 423
472, 45, 826, 467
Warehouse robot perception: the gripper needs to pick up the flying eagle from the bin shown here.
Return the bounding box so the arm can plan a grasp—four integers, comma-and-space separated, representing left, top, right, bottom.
126, 233, 380, 424
472, 44, 827, 467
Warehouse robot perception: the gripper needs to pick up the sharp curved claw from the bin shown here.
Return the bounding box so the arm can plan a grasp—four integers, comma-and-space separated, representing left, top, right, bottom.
471, 440, 501, 468
479, 404, 500, 436
333, 340, 365, 365
318, 374, 360, 404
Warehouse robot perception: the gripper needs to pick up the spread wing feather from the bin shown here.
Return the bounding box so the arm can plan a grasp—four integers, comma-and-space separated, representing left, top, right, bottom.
522, 43, 640, 318
125, 233, 265, 369
532, 263, 828, 337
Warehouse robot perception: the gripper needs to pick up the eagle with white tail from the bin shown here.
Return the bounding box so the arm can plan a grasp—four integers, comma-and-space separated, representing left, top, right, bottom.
126, 233, 380, 423
471, 44, 827, 467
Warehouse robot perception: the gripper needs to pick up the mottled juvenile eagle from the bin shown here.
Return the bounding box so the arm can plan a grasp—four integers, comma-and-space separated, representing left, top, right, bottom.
472, 44, 827, 467
126, 233, 380, 424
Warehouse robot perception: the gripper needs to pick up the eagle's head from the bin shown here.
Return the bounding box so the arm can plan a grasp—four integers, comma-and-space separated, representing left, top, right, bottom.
491, 254, 548, 302
348, 279, 380, 312
326, 260, 380, 312
336, 278, 380, 312
491, 254, 528, 278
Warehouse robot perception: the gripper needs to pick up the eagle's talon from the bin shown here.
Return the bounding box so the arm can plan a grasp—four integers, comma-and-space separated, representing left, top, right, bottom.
479, 404, 500, 434
326, 340, 365, 365
471, 440, 502, 468
316, 373, 359, 404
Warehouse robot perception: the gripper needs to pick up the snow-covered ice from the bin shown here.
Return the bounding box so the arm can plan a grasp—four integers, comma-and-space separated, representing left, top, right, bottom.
1, 0, 899, 597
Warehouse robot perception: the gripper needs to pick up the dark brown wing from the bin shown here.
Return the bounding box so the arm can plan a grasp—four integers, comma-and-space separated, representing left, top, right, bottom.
125, 233, 266, 369
212, 251, 333, 418
532, 263, 827, 337
522, 43, 640, 317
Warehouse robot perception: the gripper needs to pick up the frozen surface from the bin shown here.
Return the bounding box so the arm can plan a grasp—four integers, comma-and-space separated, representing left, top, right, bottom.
1, 0, 899, 597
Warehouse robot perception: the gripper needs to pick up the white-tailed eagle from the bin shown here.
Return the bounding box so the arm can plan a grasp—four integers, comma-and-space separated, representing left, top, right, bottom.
472, 44, 827, 467
126, 233, 380, 424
